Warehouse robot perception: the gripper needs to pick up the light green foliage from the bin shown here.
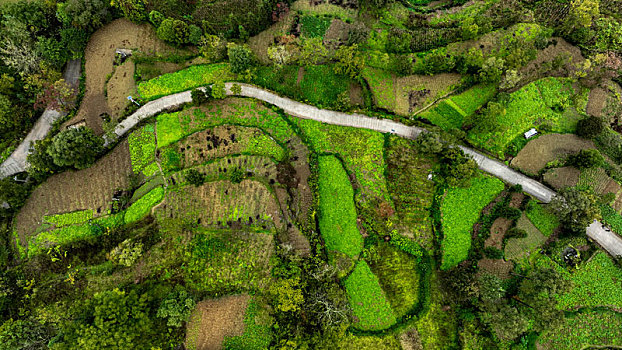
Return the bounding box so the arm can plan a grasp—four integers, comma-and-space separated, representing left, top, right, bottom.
296, 119, 391, 203
441, 175, 504, 270
107, 239, 143, 267
415, 269, 458, 348
142, 162, 160, 177
243, 133, 287, 161
137, 63, 233, 100
537, 309, 622, 350
300, 15, 332, 38
344, 261, 397, 331
269, 277, 304, 313
44, 210, 93, 228
468, 78, 578, 157
366, 243, 420, 318
419, 84, 496, 130
334, 44, 365, 80
525, 202, 559, 237
223, 298, 272, 349
299, 38, 328, 66
156, 99, 294, 149
128, 123, 156, 174
0, 318, 49, 350
362, 68, 394, 111
211, 80, 226, 99
157, 288, 196, 328
124, 187, 165, 224
183, 230, 272, 294
557, 252, 622, 310
318, 156, 363, 258
600, 204, 622, 233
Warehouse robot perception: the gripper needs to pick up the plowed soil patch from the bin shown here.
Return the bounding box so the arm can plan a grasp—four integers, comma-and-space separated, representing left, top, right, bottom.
511, 134, 594, 175
485, 217, 512, 249
543, 166, 580, 190
185, 294, 250, 350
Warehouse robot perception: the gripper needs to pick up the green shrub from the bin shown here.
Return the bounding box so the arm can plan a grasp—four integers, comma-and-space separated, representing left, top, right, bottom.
300, 15, 332, 38
107, 239, 143, 267
184, 169, 205, 187
156, 287, 196, 328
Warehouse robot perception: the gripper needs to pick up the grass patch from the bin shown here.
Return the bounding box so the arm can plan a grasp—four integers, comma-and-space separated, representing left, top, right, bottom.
362, 68, 395, 111
124, 186, 165, 224
525, 201, 559, 237
318, 156, 363, 258
600, 204, 622, 233
137, 63, 234, 101
129, 123, 156, 174
223, 297, 272, 349
537, 309, 622, 350
467, 78, 579, 157
300, 15, 333, 38
44, 210, 94, 228
440, 175, 504, 270
419, 84, 496, 130
345, 261, 397, 331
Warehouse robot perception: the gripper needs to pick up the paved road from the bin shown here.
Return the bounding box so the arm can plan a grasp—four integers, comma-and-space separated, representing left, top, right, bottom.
586, 221, 622, 257
0, 59, 82, 179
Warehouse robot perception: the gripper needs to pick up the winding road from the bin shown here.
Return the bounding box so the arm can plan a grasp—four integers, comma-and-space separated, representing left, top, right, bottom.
4, 79, 622, 256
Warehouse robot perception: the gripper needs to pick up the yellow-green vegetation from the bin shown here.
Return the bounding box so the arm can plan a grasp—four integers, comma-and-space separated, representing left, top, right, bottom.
44, 209, 94, 228
362, 68, 394, 111
415, 268, 458, 348
419, 84, 496, 130
600, 204, 622, 233
124, 187, 165, 224
318, 156, 363, 258
537, 309, 622, 350
183, 230, 273, 295
504, 214, 546, 261
441, 175, 504, 270
300, 15, 332, 38
137, 63, 234, 100
223, 297, 272, 349
344, 261, 397, 331
468, 78, 579, 157
128, 123, 156, 174
525, 202, 559, 237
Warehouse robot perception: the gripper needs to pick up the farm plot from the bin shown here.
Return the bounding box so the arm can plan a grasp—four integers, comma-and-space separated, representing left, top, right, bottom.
160, 125, 286, 173
318, 156, 362, 258
129, 123, 156, 174
468, 78, 580, 158
183, 229, 274, 294
300, 15, 333, 38
154, 179, 283, 230
362, 68, 461, 115
504, 214, 546, 261
124, 187, 165, 224
106, 60, 136, 118
171, 155, 278, 187
222, 297, 272, 349
524, 202, 559, 237
15, 139, 132, 245
294, 118, 391, 204
385, 136, 435, 249
537, 309, 622, 350
556, 252, 622, 310
511, 134, 595, 175
600, 204, 622, 233
345, 261, 397, 331
440, 175, 504, 270
185, 294, 250, 350
543, 166, 580, 190
156, 98, 295, 148
418, 84, 496, 130
137, 63, 234, 101
578, 167, 620, 197
43, 209, 94, 229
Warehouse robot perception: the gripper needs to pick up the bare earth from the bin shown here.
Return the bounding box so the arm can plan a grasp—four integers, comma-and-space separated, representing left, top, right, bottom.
511, 133, 595, 175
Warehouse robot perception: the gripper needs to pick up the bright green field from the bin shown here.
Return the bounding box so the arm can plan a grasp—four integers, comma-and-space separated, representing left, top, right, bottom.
128, 123, 156, 174
125, 187, 165, 224
318, 155, 363, 258
419, 84, 496, 130
300, 15, 332, 38
525, 202, 559, 237
467, 78, 579, 157
44, 210, 94, 228
440, 175, 504, 270
137, 63, 234, 101
345, 261, 397, 331
537, 309, 622, 350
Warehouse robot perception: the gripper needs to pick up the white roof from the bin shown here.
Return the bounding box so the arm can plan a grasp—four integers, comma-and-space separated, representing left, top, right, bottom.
524, 128, 538, 138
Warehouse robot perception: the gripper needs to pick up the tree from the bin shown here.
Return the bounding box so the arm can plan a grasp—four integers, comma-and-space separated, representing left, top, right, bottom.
227, 44, 253, 74
422, 50, 456, 75
47, 127, 104, 169
156, 287, 196, 328
461, 17, 479, 40
55, 289, 157, 349
0, 318, 51, 349
191, 88, 211, 106
199, 34, 227, 63
440, 147, 478, 187
148, 10, 165, 27
499, 70, 521, 90
36, 36, 68, 69
567, 149, 604, 169
230, 83, 242, 95
269, 277, 304, 313
157, 18, 190, 45
56, 0, 110, 32
111, 0, 146, 23
184, 168, 205, 186
576, 116, 604, 139
34, 79, 76, 112
60, 28, 89, 60
479, 57, 505, 83
107, 239, 143, 267
0, 18, 41, 75
550, 187, 600, 233
415, 131, 443, 154
0, 94, 16, 133
188, 25, 203, 45
299, 38, 328, 66
211, 81, 226, 99
0, 179, 28, 210
27, 138, 60, 181
480, 302, 528, 341
470, 101, 506, 134
229, 167, 246, 183
567, 0, 600, 31
267, 45, 295, 67
517, 268, 571, 332
334, 44, 365, 80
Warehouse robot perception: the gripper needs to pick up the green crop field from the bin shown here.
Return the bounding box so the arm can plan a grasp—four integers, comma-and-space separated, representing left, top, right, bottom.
129, 123, 157, 174
300, 15, 333, 38
537, 309, 622, 350
525, 202, 559, 237
318, 156, 363, 258
504, 213, 546, 261
600, 204, 622, 233
137, 63, 234, 101
124, 187, 165, 224
441, 175, 504, 270
345, 261, 397, 331
44, 209, 94, 228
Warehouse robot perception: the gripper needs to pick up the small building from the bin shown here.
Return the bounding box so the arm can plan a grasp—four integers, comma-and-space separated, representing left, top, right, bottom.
524, 128, 538, 139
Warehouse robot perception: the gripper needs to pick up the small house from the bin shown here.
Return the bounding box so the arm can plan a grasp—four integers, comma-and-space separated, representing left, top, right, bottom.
524, 128, 538, 139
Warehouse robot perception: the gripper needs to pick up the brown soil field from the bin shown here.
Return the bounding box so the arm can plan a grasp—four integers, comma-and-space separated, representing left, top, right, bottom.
518, 37, 584, 87
106, 60, 136, 118
396, 73, 461, 115
511, 133, 595, 175
543, 166, 580, 190
478, 258, 513, 279
323, 19, 350, 49
485, 217, 512, 250
400, 328, 424, 350
155, 179, 284, 230
185, 294, 251, 350
586, 87, 608, 117
509, 192, 524, 208
171, 155, 278, 185
65, 18, 187, 134
16, 140, 132, 245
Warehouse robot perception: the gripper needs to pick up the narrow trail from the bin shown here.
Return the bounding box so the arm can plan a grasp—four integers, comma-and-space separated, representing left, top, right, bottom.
6, 79, 622, 257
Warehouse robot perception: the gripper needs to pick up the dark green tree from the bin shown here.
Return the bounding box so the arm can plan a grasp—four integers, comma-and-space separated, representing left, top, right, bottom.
111, 0, 147, 23
157, 18, 190, 45
550, 187, 600, 233
0, 318, 51, 349
576, 115, 604, 139
57, 0, 110, 32
184, 169, 205, 186
517, 268, 571, 332
47, 127, 104, 169
27, 138, 60, 181
415, 131, 443, 154
148, 10, 165, 27
440, 147, 478, 187
334, 44, 365, 80
227, 44, 253, 74
156, 287, 196, 328
567, 149, 604, 169
0, 178, 29, 210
